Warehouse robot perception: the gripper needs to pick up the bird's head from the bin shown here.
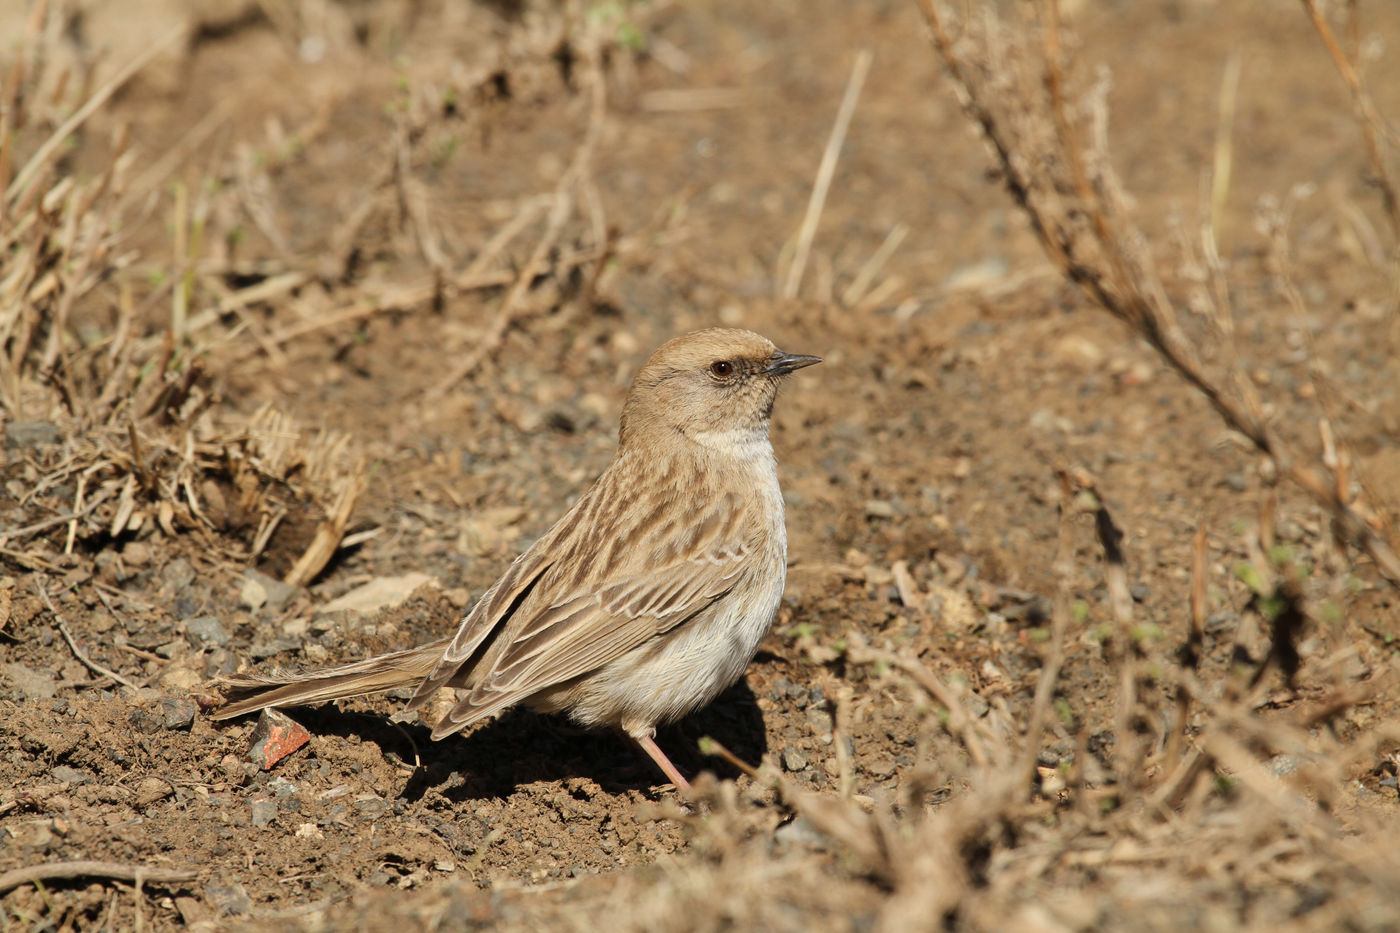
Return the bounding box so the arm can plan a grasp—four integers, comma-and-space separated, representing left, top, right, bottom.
619, 328, 821, 452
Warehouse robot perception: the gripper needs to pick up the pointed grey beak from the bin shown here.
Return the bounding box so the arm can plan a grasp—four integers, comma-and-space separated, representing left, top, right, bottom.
765, 350, 822, 376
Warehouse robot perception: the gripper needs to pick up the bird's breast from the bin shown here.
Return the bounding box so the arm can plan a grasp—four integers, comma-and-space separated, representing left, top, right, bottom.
545, 457, 789, 732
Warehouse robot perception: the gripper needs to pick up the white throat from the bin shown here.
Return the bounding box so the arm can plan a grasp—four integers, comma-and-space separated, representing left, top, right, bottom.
689, 423, 773, 462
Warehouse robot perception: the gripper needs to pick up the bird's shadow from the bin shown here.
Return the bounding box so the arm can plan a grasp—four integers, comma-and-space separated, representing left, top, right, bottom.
290, 678, 769, 802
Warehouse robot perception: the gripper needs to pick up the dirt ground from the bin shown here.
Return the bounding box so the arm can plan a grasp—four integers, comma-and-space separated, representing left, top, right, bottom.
4, 0, 1400, 930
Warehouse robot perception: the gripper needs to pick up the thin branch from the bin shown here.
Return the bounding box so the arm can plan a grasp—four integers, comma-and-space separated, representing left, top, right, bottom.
916, 0, 1400, 588
0, 860, 197, 895
37, 579, 139, 690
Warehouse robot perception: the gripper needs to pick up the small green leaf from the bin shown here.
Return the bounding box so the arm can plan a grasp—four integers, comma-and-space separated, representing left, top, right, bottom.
1257, 594, 1287, 621
617, 21, 645, 50
1234, 562, 1266, 595
1130, 623, 1164, 644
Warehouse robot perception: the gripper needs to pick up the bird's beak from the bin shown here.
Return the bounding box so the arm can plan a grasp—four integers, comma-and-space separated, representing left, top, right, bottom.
765, 350, 822, 376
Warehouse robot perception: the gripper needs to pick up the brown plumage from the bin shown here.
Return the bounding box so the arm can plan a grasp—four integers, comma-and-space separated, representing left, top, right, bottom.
211, 328, 820, 791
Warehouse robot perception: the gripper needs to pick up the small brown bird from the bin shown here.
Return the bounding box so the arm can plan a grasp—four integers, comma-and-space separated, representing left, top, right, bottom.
212, 328, 820, 791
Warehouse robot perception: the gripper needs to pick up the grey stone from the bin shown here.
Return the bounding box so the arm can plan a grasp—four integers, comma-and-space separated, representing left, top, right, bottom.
128, 707, 163, 734
162, 558, 196, 592
3, 663, 58, 700
159, 695, 198, 729
864, 499, 896, 519
250, 798, 277, 828
4, 420, 60, 449
242, 569, 298, 612
806, 707, 833, 735
355, 796, 388, 818
248, 637, 300, 659
267, 776, 296, 798
51, 765, 91, 784
781, 747, 809, 772
206, 883, 253, 916
184, 616, 230, 647
135, 777, 173, 807
774, 815, 824, 849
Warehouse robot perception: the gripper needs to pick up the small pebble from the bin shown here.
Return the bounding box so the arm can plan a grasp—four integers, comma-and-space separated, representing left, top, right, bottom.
781, 747, 809, 772
864, 499, 896, 519
206, 883, 253, 916
135, 777, 173, 807
241, 570, 298, 613
51, 765, 91, 784
4, 420, 60, 449
250, 797, 278, 828
774, 816, 823, 848
268, 776, 297, 798
247, 708, 311, 770
185, 616, 230, 648
159, 695, 198, 729
162, 558, 196, 591
122, 541, 153, 568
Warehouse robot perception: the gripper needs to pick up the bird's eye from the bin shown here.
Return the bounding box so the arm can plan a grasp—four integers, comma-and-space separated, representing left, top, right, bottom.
709, 360, 734, 377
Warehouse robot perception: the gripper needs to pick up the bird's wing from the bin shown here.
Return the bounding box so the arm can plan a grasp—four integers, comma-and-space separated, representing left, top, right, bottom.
405, 543, 558, 710
430, 497, 756, 736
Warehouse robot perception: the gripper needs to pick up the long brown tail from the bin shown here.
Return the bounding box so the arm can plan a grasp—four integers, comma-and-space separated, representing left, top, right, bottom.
209, 638, 450, 720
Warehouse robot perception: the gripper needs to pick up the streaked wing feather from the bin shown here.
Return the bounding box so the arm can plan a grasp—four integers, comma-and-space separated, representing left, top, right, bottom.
436, 542, 750, 734
405, 547, 554, 709
493, 553, 746, 689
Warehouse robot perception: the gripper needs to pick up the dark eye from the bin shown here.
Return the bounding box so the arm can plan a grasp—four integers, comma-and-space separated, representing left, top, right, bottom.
709, 360, 734, 377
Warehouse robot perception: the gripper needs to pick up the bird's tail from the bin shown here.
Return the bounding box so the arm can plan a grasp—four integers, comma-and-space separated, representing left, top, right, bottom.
209, 638, 450, 720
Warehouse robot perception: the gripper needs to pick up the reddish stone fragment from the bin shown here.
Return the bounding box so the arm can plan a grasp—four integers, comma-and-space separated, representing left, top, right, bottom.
247, 708, 310, 770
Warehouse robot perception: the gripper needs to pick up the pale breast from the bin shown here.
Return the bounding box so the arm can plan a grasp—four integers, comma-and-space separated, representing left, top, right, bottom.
541, 452, 788, 734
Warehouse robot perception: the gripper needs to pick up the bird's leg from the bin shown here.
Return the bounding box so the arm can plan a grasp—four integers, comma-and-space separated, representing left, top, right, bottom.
628, 732, 692, 794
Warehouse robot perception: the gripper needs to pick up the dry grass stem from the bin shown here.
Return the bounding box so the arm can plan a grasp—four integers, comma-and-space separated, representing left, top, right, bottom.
781, 49, 872, 301
1299, 0, 1400, 243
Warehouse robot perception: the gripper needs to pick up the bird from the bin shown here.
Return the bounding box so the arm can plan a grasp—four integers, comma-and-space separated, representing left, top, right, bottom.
211, 328, 821, 792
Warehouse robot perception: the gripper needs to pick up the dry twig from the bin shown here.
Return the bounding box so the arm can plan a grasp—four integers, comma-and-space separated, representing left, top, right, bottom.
37, 579, 138, 690
0, 860, 196, 895
1298, 0, 1400, 242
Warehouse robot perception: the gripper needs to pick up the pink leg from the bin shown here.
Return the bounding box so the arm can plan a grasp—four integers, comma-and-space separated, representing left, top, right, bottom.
630, 732, 692, 794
